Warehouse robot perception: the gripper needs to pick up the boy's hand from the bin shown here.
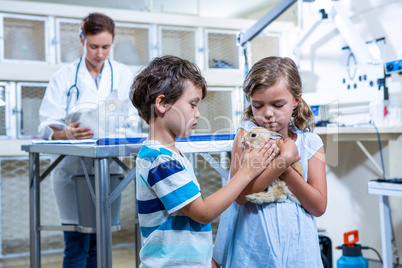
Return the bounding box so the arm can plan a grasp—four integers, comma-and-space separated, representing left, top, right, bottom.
278, 138, 300, 165
239, 140, 276, 179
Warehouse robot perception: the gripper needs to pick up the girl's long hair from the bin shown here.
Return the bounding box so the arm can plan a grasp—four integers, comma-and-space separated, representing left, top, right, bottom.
241, 56, 314, 132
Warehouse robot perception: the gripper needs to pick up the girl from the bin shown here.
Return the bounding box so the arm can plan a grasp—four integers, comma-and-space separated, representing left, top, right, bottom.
212, 56, 327, 267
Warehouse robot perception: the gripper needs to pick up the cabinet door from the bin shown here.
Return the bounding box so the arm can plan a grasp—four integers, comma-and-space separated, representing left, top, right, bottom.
195, 87, 242, 135
0, 84, 5, 137
0, 83, 14, 138
56, 18, 82, 64
205, 29, 240, 70
159, 26, 197, 63
0, 82, 16, 139
249, 32, 280, 66
1, 13, 49, 63
112, 23, 151, 66
16, 82, 47, 139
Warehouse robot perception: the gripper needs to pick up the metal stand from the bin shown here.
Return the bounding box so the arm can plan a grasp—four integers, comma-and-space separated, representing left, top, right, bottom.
26, 150, 138, 268
23, 136, 233, 267
368, 181, 402, 268
29, 152, 40, 268
95, 158, 113, 267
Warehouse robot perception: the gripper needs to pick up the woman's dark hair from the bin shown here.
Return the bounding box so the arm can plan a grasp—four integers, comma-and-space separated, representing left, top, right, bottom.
130, 55, 207, 124
81, 13, 115, 39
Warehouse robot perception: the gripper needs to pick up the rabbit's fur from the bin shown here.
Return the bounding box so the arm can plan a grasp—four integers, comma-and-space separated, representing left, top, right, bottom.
65, 90, 132, 139
242, 127, 302, 204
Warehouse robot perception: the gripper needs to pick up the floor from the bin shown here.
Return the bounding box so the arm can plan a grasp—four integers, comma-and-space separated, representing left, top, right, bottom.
0, 247, 136, 268
0, 250, 400, 267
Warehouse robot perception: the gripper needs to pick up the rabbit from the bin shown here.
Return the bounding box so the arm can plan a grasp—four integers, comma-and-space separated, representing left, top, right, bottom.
241, 127, 302, 205
65, 90, 132, 139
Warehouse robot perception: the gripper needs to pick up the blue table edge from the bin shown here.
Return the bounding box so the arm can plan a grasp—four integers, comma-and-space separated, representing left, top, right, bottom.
96, 134, 235, 145
29, 134, 236, 146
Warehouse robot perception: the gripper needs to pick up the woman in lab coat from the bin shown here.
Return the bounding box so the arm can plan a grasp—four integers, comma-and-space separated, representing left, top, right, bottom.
38, 13, 140, 268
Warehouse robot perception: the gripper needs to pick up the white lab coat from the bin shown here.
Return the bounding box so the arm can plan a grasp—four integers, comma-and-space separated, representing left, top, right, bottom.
38, 56, 141, 224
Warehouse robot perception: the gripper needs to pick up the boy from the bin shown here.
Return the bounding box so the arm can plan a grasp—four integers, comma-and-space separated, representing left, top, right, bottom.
130, 55, 276, 267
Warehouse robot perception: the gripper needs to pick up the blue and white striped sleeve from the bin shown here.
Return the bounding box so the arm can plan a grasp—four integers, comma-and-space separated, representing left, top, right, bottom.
147, 154, 201, 214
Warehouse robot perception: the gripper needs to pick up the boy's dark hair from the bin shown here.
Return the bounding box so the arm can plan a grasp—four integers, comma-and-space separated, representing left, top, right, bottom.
130, 55, 207, 124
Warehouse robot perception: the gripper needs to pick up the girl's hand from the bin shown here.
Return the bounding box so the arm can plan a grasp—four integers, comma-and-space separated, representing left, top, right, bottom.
278, 138, 300, 165
239, 140, 276, 179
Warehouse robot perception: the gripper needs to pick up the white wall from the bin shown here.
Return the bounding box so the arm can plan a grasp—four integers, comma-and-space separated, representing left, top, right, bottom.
296, 0, 402, 265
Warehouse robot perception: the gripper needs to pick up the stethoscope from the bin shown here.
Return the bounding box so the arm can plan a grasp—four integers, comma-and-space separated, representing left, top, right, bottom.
66, 56, 114, 111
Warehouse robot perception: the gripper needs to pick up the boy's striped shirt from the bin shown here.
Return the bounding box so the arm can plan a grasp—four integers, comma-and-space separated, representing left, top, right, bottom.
136, 140, 212, 267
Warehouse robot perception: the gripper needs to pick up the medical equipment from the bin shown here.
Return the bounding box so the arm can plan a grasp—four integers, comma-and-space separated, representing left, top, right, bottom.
236, 0, 296, 47
66, 57, 114, 110
385, 59, 402, 74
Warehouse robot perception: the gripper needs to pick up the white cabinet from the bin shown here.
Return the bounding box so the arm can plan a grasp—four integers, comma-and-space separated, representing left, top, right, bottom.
249, 32, 281, 66
159, 26, 198, 64
0, 13, 50, 63
0, 81, 47, 140
0, 11, 259, 77
195, 86, 242, 135
205, 29, 240, 70
0, 6, 288, 145
56, 19, 152, 66
55, 18, 82, 63
113, 23, 151, 66
16, 82, 47, 139
0, 12, 253, 142
0, 82, 16, 139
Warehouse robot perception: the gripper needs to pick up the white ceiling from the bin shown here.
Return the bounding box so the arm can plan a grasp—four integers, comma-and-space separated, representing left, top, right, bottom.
152, 0, 280, 18
15, 0, 280, 18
